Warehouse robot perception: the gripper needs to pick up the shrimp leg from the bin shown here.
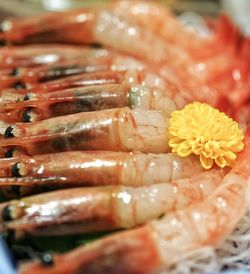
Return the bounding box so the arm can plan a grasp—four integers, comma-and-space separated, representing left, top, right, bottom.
18, 127, 250, 274
0, 169, 224, 237
1, 107, 170, 155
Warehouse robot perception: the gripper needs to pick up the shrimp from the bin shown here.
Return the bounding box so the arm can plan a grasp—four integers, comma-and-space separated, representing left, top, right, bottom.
0, 168, 225, 238
0, 69, 169, 102
0, 151, 202, 187
0, 6, 177, 65
111, 1, 240, 58
0, 45, 111, 68
0, 83, 183, 124
18, 126, 250, 274
0, 50, 147, 89
1, 107, 169, 156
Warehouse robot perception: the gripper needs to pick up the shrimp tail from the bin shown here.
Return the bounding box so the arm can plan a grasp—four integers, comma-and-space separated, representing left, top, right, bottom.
216, 14, 241, 48
19, 226, 163, 274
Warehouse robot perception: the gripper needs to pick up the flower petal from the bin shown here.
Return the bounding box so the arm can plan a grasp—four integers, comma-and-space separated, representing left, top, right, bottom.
200, 154, 213, 169
176, 141, 192, 157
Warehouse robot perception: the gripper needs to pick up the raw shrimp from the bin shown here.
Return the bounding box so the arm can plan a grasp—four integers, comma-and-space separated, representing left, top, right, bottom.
0, 151, 202, 187
0, 6, 175, 65
0, 83, 182, 124
0, 168, 225, 237
0, 44, 111, 68
18, 127, 250, 274
111, 1, 240, 58
0, 70, 168, 103
1, 107, 170, 155
0, 2, 233, 58
0, 50, 146, 89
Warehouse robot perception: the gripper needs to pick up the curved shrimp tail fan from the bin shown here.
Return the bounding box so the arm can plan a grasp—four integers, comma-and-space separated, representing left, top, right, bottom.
244, 124, 250, 146
216, 14, 241, 50
233, 125, 250, 175
239, 37, 250, 63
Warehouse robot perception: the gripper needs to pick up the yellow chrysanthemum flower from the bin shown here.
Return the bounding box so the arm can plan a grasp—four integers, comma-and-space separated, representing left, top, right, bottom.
169, 102, 244, 169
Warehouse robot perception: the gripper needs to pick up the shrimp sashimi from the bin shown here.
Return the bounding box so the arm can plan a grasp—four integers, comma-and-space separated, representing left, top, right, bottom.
18, 126, 250, 274
0, 51, 147, 89
0, 151, 202, 187
0, 168, 224, 237
0, 70, 169, 103
0, 44, 109, 68
1, 107, 169, 155
0, 83, 182, 124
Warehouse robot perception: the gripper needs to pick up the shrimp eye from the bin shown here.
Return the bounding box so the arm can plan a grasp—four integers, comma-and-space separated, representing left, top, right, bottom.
22, 108, 32, 122
40, 253, 54, 266
4, 148, 14, 158
0, 39, 7, 46
6, 229, 15, 246
4, 126, 14, 138
11, 162, 22, 177
2, 205, 14, 221
11, 185, 21, 197
23, 94, 30, 101
14, 81, 26, 90
11, 68, 20, 77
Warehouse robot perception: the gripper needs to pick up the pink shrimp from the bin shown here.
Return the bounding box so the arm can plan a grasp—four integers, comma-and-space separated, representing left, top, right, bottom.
0, 45, 110, 68
18, 126, 250, 274
110, 1, 236, 58
0, 49, 147, 89
0, 151, 202, 186
1, 107, 169, 156
0, 82, 183, 124
0, 69, 169, 102
0, 168, 224, 238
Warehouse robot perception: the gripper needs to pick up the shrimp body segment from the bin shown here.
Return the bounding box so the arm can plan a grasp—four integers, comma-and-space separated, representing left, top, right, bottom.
0, 151, 202, 187
0, 169, 224, 237
2, 108, 169, 155
18, 127, 250, 274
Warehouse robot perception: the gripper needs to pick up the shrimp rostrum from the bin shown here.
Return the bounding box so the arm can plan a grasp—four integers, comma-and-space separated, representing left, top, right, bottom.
18, 127, 250, 274
0, 168, 224, 238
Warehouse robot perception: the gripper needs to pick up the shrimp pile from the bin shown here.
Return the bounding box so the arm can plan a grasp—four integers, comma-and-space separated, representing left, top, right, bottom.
0, 1, 249, 274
